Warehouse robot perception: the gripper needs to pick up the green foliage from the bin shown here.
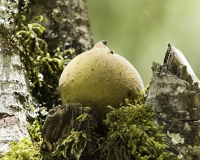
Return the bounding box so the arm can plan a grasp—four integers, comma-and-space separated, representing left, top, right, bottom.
0, 137, 41, 160
101, 99, 178, 160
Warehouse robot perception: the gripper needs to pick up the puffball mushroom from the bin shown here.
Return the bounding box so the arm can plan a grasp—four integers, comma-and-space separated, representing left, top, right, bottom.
59, 40, 144, 126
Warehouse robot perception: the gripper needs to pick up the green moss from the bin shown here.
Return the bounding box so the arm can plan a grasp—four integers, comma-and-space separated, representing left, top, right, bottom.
51, 129, 88, 159
15, 2, 75, 108
100, 99, 179, 160
16, 18, 68, 108
28, 119, 43, 142
0, 117, 44, 160
44, 98, 180, 160
47, 110, 92, 159
0, 137, 41, 160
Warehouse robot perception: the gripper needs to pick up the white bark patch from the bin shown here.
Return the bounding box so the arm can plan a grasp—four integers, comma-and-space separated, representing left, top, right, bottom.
0, 48, 31, 154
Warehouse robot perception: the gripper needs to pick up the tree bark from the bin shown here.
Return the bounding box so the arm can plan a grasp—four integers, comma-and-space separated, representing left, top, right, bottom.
23, 0, 93, 56
0, 26, 31, 154
0, 0, 93, 155
145, 43, 200, 159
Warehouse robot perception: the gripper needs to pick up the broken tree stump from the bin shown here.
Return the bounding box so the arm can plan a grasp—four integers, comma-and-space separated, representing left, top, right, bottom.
41, 103, 96, 159
145, 43, 200, 159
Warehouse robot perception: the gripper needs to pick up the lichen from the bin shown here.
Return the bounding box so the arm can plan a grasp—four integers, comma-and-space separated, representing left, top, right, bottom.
167, 130, 185, 145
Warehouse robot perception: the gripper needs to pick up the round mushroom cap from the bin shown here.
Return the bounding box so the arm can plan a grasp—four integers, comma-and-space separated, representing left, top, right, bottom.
59, 40, 144, 124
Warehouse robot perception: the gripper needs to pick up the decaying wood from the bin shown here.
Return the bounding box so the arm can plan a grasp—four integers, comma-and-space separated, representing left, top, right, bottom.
164, 43, 200, 87
41, 103, 96, 159
145, 43, 200, 159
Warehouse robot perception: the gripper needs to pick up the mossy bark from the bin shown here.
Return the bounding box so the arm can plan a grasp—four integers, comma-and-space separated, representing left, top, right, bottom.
19, 0, 93, 55
2, 0, 200, 159
41, 104, 97, 159
17, 0, 94, 107
42, 43, 200, 159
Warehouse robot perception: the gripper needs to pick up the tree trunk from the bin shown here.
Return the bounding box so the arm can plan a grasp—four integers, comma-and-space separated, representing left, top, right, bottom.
0, 26, 31, 154
0, 0, 93, 155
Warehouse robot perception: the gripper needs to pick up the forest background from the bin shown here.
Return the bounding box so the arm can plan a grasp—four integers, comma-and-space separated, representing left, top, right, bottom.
87, 0, 200, 85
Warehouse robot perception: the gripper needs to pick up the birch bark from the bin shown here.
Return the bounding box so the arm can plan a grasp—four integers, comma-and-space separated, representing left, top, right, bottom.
0, 26, 31, 154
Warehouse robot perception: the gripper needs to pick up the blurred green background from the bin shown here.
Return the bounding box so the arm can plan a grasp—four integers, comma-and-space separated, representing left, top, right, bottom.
86, 0, 200, 86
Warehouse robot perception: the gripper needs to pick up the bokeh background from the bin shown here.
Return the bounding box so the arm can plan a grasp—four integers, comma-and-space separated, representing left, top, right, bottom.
86, 0, 200, 86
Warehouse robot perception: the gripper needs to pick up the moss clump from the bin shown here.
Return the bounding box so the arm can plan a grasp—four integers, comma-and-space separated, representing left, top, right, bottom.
51, 129, 88, 160
0, 137, 41, 160
16, 18, 67, 108
100, 99, 178, 160
28, 118, 43, 142
41, 108, 93, 160
15, 2, 75, 108
0, 118, 43, 160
